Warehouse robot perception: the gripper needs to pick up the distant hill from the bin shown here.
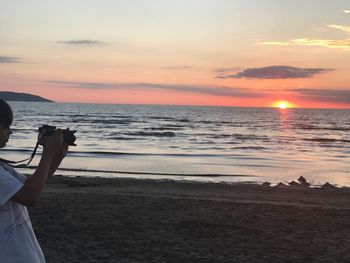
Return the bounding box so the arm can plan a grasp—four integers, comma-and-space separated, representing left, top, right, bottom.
0, 91, 54, 102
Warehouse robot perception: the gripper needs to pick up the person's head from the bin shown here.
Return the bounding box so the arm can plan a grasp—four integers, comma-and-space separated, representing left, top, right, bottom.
0, 98, 13, 148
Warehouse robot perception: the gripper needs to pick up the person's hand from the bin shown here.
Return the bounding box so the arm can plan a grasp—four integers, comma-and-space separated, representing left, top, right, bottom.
42, 129, 65, 158
54, 143, 69, 162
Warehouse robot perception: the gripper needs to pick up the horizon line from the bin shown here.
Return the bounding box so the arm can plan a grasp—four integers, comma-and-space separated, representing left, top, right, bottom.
6, 100, 350, 110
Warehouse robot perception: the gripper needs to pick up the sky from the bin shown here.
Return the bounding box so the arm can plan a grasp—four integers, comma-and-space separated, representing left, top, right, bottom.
1, 0, 350, 108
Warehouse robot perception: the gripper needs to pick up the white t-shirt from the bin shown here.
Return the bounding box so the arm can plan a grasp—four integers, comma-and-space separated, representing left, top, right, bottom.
0, 162, 45, 263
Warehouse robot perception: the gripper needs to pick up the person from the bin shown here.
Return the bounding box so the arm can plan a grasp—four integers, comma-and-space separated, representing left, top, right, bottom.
0, 98, 68, 262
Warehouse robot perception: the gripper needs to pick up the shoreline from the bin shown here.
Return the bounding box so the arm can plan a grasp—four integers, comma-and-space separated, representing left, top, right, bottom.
28, 175, 350, 262
4, 146, 349, 188
43, 175, 350, 209
20, 165, 350, 188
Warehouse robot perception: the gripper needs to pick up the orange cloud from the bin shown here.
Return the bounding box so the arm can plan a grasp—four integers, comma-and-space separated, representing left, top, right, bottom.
216, 66, 334, 79
260, 22, 350, 50
328, 24, 350, 33
261, 38, 350, 50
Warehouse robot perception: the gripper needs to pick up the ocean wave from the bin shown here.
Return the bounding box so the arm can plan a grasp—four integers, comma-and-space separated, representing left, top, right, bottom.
294, 124, 350, 131
232, 134, 269, 141
106, 137, 139, 141
324, 127, 350, 131
209, 134, 232, 139
11, 128, 37, 133
121, 131, 176, 137
188, 133, 269, 141
148, 116, 191, 122
80, 119, 132, 125
149, 116, 174, 121
22, 166, 253, 178
67, 150, 248, 158
195, 120, 234, 125
107, 115, 132, 119
0, 148, 35, 153
231, 146, 267, 150
144, 126, 185, 131
60, 114, 90, 118
303, 138, 350, 143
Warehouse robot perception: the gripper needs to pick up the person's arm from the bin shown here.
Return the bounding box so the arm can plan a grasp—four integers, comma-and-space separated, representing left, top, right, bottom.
11, 130, 64, 206
48, 144, 69, 177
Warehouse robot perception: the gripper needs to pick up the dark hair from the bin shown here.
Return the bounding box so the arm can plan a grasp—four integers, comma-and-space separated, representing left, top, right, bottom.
0, 98, 13, 128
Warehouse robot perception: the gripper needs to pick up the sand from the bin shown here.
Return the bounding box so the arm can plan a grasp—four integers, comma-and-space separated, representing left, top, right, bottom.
28, 176, 350, 263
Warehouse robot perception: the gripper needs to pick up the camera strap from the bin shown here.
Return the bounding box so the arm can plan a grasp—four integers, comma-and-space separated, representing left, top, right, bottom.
0, 143, 39, 168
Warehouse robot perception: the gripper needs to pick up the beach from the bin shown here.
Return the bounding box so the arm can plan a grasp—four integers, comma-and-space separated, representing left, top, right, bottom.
29, 176, 350, 263
4, 1, 350, 262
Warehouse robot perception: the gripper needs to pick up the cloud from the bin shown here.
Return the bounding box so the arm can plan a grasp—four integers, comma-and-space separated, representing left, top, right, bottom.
45, 80, 350, 105
57, 40, 104, 46
216, 66, 334, 79
260, 23, 350, 50
0, 56, 22, 63
328, 24, 350, 33
288, 88, 350, 104
214, 67, 241, 74
162, 66, 192, 70
260, 41, 292, 46
46, 80, 268, 98
261, 38, 350, 50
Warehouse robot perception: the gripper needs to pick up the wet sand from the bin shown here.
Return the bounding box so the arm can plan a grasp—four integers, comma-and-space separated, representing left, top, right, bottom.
29, 176, 350, 263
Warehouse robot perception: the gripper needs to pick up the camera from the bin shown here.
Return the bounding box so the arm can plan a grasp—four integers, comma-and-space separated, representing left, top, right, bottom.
0, 125, 77, 168
38, 125, 77, 146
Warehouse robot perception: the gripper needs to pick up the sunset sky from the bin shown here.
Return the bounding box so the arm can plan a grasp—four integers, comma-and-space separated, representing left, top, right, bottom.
1, 0, 350, 108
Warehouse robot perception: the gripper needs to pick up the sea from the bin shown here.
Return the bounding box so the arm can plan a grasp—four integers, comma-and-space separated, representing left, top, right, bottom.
2, 102, 350, 186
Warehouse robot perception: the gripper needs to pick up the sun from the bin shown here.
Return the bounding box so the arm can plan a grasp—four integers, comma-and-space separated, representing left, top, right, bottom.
278, 102, 288, 109
273, 100, 292, 109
